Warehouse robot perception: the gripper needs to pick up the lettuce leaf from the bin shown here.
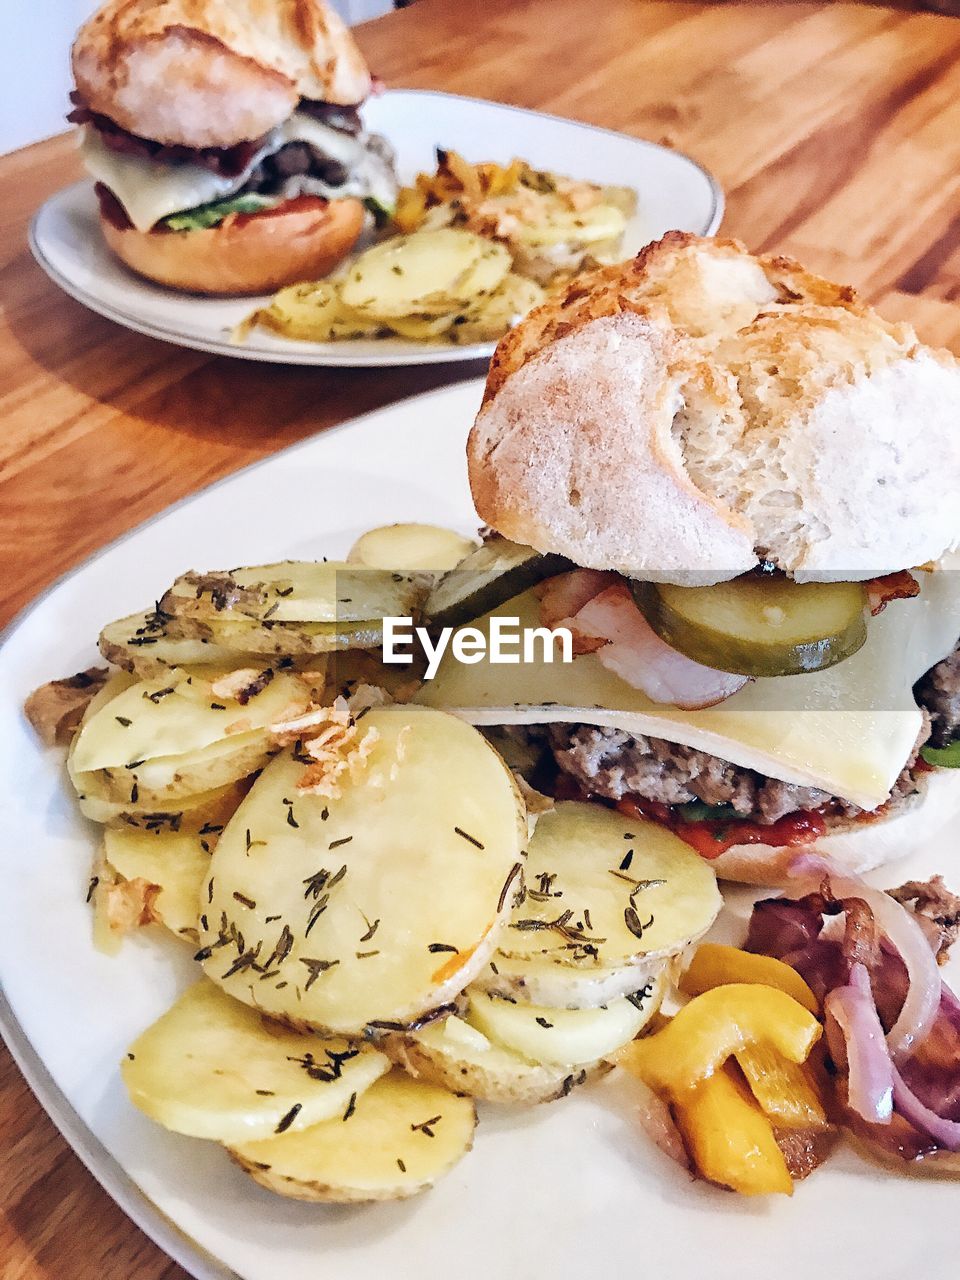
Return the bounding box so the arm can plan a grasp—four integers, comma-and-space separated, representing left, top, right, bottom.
162, 194, 274, 232
921, 738, 960, 768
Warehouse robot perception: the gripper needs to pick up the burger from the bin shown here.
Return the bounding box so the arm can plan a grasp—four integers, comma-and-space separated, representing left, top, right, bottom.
68, 0, 398, 295
419, 233, 960, 883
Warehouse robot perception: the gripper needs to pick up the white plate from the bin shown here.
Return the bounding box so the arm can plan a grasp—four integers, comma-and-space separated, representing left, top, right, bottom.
1, 378, 957, 1280
29, 89, 723, 367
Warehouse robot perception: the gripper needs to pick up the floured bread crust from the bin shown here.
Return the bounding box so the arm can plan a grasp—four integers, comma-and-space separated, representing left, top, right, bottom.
469, 233, 960, 582
73, 0, 371, 149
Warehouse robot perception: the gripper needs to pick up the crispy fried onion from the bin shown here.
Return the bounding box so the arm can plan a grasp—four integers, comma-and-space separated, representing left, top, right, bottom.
270, 685, 390, 798
24, 668, 109, 745
91, 850, 162, 936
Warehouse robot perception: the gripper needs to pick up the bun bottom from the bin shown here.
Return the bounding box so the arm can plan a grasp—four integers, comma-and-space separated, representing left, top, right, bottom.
711, 767, 960, 885
100, 197, 365, 296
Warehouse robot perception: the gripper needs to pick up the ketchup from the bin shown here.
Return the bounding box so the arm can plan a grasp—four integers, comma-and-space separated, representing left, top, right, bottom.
616, 795, 828, 860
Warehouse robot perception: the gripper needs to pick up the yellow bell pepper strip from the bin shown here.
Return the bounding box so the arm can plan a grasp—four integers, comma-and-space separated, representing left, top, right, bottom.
680, 943, 820, 1014
619, 984, 822, 1095
674, 1064, 794, 1196
734, 1042, 828, 1130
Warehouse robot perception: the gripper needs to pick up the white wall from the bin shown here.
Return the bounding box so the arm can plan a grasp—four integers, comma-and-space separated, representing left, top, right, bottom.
0, 0, 392, 155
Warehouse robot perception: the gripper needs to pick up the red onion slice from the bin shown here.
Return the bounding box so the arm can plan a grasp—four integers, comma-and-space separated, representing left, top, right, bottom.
633, 1077, 691, 1170
786, 856, 942, 1063
825, 963, 894, 1125
892, 1070, 960, 1152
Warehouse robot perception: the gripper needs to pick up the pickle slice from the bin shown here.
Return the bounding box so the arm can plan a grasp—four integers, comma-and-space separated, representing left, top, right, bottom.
425, 536, 573, 628
631, 573, 868, 676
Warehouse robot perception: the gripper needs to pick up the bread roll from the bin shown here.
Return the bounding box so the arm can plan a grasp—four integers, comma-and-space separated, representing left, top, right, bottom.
101, 196, 364, 295
469, 233, 960, 583
73, 0, 371, 150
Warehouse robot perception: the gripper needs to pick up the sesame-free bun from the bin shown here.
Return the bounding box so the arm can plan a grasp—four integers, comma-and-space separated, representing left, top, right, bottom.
100, 196, 364, 295
73, 0, 371, 150
469, 233, 960, 584
710, 767, 960, 886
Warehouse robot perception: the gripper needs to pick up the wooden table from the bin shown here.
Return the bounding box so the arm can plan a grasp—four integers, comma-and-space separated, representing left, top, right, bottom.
4, 0, 960, 1272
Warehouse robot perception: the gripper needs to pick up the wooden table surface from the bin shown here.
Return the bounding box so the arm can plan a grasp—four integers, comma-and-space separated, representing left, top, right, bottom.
4, 0, 960, 1273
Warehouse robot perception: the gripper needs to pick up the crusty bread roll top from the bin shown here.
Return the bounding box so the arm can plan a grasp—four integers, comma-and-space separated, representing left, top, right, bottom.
73, 0, 372, 150
469, 233, 960, 584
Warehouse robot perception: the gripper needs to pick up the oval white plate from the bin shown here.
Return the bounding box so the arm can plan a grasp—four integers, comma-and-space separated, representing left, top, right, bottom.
29, 89, 723, 366
2, 378, 956, 1280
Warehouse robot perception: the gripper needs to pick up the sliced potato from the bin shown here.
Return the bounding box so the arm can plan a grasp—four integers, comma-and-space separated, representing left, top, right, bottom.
517, 203, 626, 247
99, 611, 255, 676
77, 779, 247, 827
253, 282, 380, 343
162, 562, 422, 627
70, 666, 311, 774
347, 524, 478, 573
168, 613, 386, 658
68, 665, 313, 806
71, 731, 278, 807
450, 274, 547, 345
104, 826, 212, 939
122, 980, 388, 1142
465, 974, 665, 1067
472, 951, 665, 1010
340, 229, 510, 320
498, 801, 721, 968
390, 1015, 602, 1105
200, 705, 527, 1035
229, 1070, 475, 1202
385, 313, 460, 341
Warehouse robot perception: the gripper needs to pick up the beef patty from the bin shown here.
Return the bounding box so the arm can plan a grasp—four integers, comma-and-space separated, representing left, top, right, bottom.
545, 640, 960, 825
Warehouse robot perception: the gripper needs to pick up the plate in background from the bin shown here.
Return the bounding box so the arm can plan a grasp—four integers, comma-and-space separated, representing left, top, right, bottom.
29, 90, 723, 366
0, 378, 958, 1280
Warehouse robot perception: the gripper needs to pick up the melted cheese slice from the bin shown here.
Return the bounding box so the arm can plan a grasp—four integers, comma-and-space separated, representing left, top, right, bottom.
81, 114, 370, 232
417, 571, 960, 810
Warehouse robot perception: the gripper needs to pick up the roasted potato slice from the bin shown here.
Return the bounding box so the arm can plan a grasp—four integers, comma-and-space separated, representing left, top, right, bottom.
103, 826, 213, 940
70, 666, 312, 775
347, 524, 478, 573
67, 665, 315, 805
200, 705, 526, 1035
389, 1014, 603, 1106
72, 733, 277, 808
497, 801, 722, 968
472, 951, 666, 1010
99, 610, 261, 676
449, 274, 547, 345
340, 229, 510, 320
229, 1070, 475, 1202
465, 975, 664, 1066
122, 980, 389, 1143
252, 281, 381, 342
162, 562, 422, 626
77, 779, 247, 827
167, 614, 386, 658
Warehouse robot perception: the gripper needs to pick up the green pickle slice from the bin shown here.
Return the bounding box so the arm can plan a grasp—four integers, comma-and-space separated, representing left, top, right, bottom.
631, 572, 869, 677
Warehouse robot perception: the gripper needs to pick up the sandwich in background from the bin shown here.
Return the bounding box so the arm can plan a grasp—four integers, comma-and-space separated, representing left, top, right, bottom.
69, 0, 398, 294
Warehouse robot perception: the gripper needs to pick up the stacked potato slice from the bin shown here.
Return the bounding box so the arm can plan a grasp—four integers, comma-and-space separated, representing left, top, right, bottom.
36, 535, 726, 1203
68, 554, 433, 940
393, 803, 721, 1105
250, 229, 546, 346
99, 560, 424, 677
119, 703, 528, 1199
